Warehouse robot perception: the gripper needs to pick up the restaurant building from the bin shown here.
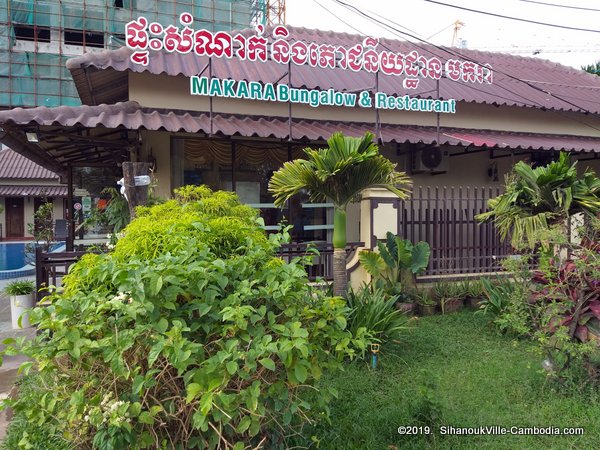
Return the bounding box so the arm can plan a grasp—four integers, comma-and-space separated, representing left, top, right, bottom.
1, 15, 599, 280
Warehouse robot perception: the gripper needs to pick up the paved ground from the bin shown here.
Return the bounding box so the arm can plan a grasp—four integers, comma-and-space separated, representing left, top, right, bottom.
0, 277, 37, 441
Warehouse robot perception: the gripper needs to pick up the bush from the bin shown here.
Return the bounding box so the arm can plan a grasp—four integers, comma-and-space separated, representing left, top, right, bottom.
1, 185, 364, 449
1, 375, 72, 450
346, 286, 411, 347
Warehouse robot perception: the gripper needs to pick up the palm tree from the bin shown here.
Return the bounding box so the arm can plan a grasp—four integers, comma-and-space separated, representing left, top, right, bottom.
477, 152, 600, 248
269, 131, 411, 297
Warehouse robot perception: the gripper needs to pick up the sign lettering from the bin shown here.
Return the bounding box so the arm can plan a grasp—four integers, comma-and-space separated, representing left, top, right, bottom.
126, 13, 493, 86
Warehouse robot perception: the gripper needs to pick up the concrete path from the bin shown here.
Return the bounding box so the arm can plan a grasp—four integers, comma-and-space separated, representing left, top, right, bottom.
0, 278, 37, 441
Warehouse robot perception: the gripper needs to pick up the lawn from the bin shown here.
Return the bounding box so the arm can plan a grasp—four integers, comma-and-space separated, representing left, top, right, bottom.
303, 311, 600, 450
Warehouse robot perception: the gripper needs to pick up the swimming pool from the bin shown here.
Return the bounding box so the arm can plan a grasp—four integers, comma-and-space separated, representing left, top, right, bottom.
0, 243, 29, 270
0, 242, 65, 280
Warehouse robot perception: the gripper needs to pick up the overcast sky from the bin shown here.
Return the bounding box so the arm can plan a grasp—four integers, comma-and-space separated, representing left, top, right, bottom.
285, 0, 600, 69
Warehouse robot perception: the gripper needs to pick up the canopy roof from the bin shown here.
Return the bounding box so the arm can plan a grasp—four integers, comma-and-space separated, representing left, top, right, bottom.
0, 101, 598, 154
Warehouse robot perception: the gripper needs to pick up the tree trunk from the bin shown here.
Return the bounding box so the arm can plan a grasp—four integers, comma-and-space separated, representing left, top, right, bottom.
333, 248, 348, 297
332, 208, 348, 297
122, 162, 151, 220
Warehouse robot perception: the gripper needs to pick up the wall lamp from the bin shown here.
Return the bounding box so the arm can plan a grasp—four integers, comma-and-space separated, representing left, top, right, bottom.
26, 131, 39, 143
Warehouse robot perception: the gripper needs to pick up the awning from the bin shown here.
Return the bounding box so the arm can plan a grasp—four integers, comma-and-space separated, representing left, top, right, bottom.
0, 185, 68, 197
0, 101, 599, 153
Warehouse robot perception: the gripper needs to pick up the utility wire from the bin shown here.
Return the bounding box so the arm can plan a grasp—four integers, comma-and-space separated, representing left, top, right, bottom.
423, 0, 600, 33
519, 0, 600, 12
326, 0, 600, 135
332, 0, 598, 116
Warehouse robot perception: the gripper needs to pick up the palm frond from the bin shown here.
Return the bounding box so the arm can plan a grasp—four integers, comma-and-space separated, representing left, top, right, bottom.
269, 131, 412, 209
477, 152, 600, 248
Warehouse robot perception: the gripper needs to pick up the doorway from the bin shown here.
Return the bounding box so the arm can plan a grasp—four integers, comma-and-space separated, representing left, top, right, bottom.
5, 197, 24, 238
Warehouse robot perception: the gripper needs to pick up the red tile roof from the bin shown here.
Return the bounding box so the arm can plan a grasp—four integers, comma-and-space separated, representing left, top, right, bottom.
0, 101, 598, 153
66, 26, 600, 114
0, 185, 67, 197
0, 148, 59, 180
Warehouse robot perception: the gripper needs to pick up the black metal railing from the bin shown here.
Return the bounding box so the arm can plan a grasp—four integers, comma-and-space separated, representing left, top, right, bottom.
277, 242, 364, 281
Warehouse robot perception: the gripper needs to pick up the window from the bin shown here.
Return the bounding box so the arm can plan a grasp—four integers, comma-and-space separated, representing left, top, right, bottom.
63, 30, 104, 48
13, 25, 51, 43
114, 0, 124, 8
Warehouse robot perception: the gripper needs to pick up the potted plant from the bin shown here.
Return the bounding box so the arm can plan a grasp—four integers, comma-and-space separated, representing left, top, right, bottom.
416, 290, 437, 316
466, 279, 485, 308
395, 288, 418, 314
3, 280, 36, 329
435, 281, 464, 314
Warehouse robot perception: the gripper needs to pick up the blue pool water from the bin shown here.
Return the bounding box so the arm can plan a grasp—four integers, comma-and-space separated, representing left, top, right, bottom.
0, 243, 28, 271
0, 242, 65, 279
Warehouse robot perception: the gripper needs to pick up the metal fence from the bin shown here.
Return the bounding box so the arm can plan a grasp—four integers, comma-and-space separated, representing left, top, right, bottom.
277, 241, 363, 281
398, 185, 510, 278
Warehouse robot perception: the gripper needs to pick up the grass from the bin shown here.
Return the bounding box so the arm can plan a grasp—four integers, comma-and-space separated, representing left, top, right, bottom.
300, 311, 600, 449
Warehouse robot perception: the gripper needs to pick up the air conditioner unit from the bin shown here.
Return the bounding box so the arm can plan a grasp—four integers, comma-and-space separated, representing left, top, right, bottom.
412, 147, 449, 173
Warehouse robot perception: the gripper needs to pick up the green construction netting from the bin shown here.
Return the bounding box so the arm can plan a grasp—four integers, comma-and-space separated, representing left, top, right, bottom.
0, 1, 264, 107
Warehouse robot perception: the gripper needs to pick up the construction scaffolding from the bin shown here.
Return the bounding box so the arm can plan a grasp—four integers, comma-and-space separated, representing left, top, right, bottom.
0, 1, 266, 108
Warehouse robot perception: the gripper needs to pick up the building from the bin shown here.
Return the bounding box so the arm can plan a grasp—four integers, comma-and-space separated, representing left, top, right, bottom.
0, 0, 266, 108
0, 19, 599, 279
0, 147, 66, 240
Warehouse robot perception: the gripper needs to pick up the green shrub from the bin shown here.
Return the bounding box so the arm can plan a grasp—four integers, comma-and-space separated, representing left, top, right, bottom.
346, 286, 411, 347
1, 185, 364, 449
1, 375, 72, 450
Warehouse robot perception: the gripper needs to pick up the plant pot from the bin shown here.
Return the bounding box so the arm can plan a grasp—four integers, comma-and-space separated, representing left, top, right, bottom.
11, 294, 35, 329
418, 304, 437, 316
465, 296, 484, 309
441, 297, 463, 314
395, 302, 416, 314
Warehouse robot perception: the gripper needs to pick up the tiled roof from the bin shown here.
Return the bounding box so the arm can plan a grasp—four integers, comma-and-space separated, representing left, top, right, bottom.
66, 26, 600, 114
0, 185, 67, 197
0, 101, 598, 153
0, 148, 59, 180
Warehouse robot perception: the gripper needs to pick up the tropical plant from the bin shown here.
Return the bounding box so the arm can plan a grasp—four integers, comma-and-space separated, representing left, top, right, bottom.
0, 186, 365, 449
269, 131, 411, 296
583, 60, 600, 76
467, 279, 485, 298
100, 187, 130, 233
477, 152, 600, 248
359, 232, 430, 294
2, 279, 35, 296
530, 225, 600, 375
415, 290, 436, 306
478, 277, 514, 318
345, 286, 411, 346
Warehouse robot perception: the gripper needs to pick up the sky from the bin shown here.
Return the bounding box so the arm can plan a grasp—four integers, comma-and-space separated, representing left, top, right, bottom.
285, 0, 600, 69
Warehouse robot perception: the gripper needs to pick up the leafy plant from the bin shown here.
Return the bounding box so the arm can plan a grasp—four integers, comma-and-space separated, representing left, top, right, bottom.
345, 286, 411, 347
1, 375, 72, 450
100, 187, 131, 233
477, 152, 600, 249
433, 281, 463, 300
468, 279, 485, 298
359, 232, 430, 295
269, 131, 412, 296
530, 225, 600, 375
1, 185, 365, 449
3, 279, 35, 296
415, 290, 436, 306
478, 278, 513, 317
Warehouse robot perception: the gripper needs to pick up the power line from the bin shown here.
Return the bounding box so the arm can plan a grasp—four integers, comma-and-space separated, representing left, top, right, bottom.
327, 0, 600, 131
519, 0, 600, 12
423, 0, 600, 33
326, 0, 545, 109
